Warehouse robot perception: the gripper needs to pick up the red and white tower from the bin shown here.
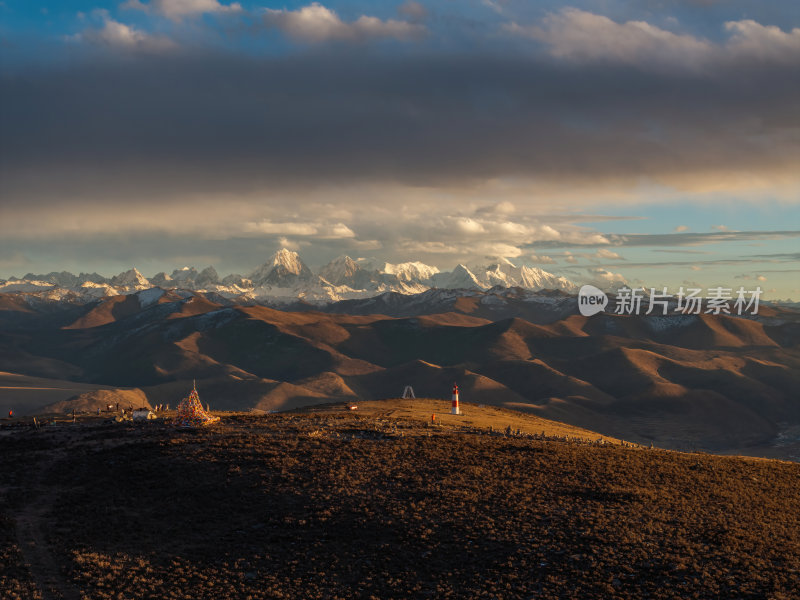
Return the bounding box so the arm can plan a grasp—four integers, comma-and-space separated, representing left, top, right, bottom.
451, 383, 460, 415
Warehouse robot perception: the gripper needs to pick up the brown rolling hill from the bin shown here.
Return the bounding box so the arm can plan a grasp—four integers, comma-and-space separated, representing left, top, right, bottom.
1, 290, 799, 458
64, 294, 148, 329
63, 288, 185, 329
39, 388, 151, 414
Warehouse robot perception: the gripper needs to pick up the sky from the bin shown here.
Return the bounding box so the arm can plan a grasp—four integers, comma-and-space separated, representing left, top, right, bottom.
1, 0, 799, 299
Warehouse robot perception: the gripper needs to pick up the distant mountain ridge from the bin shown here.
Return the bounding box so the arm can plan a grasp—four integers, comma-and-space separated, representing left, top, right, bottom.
0, 248, 577, 304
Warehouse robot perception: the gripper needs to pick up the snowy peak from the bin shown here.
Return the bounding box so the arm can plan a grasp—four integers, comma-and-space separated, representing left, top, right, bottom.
151, 266, 218, 289
516, 265, 576, 292
381, 261, 439, 282
170, 267, 199, 283
0, 249, 577, 304
493, 256, 517, 268
150, 272, 172, 286
22, 270, 79, 287
221, 273, 250, 288
195, 266, 219, 287
110, 268, 150, 289
431, 264, 485, 290
250, 248, 313, 287
272, 248, 306, 272
471, 260, 577, 293
20, 271, 105, 287
319, 255, 361, 286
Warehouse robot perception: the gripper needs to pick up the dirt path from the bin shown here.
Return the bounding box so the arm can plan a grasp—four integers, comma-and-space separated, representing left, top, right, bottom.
13, 436, 82, 600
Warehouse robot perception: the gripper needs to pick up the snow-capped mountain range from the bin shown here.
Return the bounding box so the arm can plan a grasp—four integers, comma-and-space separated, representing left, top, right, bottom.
0, 248, 576, 305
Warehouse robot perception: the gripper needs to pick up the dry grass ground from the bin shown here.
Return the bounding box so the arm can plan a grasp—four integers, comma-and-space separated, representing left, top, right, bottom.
0, 404, 798, 599
296, 398, 624, 444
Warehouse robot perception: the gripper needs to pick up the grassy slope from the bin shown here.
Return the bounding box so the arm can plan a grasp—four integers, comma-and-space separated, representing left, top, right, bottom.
1, 408, 798, 599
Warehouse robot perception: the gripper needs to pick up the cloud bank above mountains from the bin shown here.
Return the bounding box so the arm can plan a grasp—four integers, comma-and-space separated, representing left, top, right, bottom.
1, 1, 798, 297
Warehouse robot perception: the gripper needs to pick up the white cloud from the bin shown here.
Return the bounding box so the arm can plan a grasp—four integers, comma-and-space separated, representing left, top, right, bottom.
244, 220, 319, 236
531, 224, 563, 241
277, 236, 301, 251
725, 20, 800, 64
243, 220, 355, 239
496, 221, 528, 236
507, 8, 800, 70
571, 232, 611, 245
396, 239, 521, 259
445, 214, 599, 246
674, 225, 689, 232
507, 8, 712, 69
123, 0, 242, 20
711, 224, 729, 231
735, 273, 767, 282
398, 1, 427, 22
593, 248, 623, 260
530, 254, 555, 264
482, 0, 506, 15
262, 3, 426, 43
589, 267, 628, 286
564, 252, 578, 264
321, 223, 356, 239
398, 240, 460, 254
479, 242, 522, 258
454, 217, 486, 234
370, 209, 611, 266
70, 13, 176, 51
424, 214, 608, 251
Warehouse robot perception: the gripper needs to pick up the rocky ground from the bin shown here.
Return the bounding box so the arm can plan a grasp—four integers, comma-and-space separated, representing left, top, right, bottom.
1, 403, 799, 599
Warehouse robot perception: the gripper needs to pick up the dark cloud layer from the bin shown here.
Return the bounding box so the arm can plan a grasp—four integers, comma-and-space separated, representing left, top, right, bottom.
2, 50, 799, 205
